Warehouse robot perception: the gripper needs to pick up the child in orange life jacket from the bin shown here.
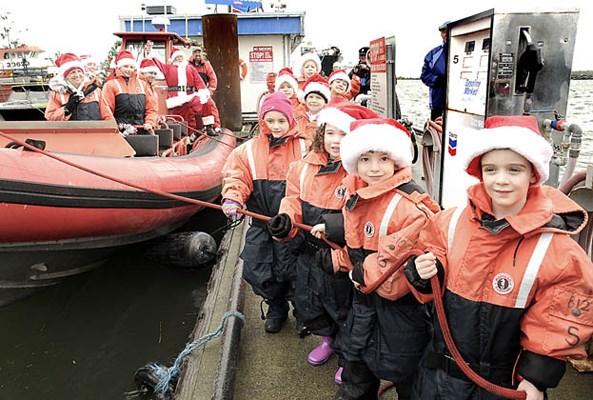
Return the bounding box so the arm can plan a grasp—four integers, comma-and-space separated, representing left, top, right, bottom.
295, 73, 331, 141
328, 69, 360, 101
294, 52, 322, 90
266, 103, 380, 381
405, 115, 593, 400
220, 92, 310, 334
312, 118, 440, 399
274, 67, 300, 108
265, 52, 321, 97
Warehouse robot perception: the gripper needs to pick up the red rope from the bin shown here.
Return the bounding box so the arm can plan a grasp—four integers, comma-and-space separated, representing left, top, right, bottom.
340, 247, 526, 398
0, 130, 326, 240
430, 275, 527, 399
1, 131, 531, 397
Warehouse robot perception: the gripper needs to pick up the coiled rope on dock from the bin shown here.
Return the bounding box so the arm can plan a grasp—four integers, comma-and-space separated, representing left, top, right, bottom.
131, 310, 245, 399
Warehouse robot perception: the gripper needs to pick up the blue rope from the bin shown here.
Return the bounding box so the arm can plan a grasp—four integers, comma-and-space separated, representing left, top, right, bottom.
149, 310, 245, 398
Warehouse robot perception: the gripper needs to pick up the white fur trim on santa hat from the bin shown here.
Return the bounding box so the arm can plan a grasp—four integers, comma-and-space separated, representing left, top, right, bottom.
140, 65, 159, 74
340, 123, 413, 175
275, 73, 298, 92
170, 49, 185, 62
304, 82, 330, 102
462, 126, 552, 185
329, 71, 351, 92
297, 53, 321, 76
116, 57, 136, 68
318, 107, 355, 134
59, 60, 83, 78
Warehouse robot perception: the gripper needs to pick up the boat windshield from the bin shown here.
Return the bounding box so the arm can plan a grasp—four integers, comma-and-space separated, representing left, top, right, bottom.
124, 40, 168, 64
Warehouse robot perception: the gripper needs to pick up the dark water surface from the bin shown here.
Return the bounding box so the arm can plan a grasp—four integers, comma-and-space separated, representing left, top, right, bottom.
0, 208, 227, 400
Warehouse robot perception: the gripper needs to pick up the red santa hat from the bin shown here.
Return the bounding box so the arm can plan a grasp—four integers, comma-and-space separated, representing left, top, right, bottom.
259, 92, 295, 126
274, 67, 298, 93
139, 58, 159, 74
303, 73, 330, 103
328, 69, 351, 92
55, 53, 83, 79
115, 50, 136, 68
340, 118, 412, 175
295, 52, 321, 77
318, 101, 379, 134
169, 47, 185, 62
463, 115, 552, 185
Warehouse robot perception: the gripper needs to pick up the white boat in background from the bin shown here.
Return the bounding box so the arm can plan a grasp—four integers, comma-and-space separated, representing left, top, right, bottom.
0, 44, 54, 120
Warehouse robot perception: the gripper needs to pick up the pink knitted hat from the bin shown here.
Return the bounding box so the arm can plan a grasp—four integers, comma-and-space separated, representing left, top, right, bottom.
259, 92, 294, 126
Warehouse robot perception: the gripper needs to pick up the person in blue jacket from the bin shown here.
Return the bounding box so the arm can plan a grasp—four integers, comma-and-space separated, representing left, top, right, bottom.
421, 22, 449, 121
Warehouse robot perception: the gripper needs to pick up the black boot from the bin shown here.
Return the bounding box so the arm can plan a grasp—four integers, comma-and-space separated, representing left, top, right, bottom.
264, 298, 289, 334
264, 317, 286, 333
296, 320, 311, 338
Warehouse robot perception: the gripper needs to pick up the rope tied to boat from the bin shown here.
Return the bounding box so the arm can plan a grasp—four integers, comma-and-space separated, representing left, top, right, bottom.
131, 310, 245, 399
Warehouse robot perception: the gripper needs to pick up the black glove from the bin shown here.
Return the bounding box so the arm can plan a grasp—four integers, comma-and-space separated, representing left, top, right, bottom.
64, 92, 83, 115
266, 213, 292, 238
315, 247, 334, 274
351, 261, 365, 286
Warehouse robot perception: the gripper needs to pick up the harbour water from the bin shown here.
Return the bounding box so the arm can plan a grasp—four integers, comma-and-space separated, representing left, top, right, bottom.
0, 209, 229, 399
0, 80, 591, 400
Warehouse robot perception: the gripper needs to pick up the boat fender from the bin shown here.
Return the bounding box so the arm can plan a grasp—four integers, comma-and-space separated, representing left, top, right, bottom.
239, 58, 248, 80
144, 231, 217, 268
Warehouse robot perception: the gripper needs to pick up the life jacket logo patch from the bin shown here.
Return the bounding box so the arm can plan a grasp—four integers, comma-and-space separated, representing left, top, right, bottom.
364, 221, 374, 238
335, 185, 346, 200
492, 273, 514, 295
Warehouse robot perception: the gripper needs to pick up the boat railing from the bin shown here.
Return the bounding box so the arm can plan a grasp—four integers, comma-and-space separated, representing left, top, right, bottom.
0, 68, 53, 83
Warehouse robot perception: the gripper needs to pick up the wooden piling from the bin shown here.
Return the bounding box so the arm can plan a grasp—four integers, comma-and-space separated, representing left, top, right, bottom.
202, 14, 242, 132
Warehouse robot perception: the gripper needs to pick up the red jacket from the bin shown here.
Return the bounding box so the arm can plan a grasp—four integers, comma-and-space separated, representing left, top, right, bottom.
45, 79, 114, 121
280, 150, 347, 238
101, 71, 158, 127
408, 183, 593, 395
189, 58, 218, 93
343, 168, 440, 300
221, 122, 310, 214
293, 103, 319, 142
152, 58, 209, 109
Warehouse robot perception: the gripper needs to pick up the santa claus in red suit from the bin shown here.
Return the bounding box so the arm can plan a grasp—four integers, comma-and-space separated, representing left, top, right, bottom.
152, 47, 219, 136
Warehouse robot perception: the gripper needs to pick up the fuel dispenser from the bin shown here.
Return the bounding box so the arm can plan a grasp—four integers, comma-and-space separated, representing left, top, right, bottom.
433, 8, 579, 208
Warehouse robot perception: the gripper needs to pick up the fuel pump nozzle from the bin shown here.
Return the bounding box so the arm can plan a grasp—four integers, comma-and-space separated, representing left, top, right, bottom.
515, 29, 544, 95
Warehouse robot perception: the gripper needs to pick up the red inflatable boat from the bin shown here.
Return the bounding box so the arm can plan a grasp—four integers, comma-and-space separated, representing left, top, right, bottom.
0, 120, 235, 305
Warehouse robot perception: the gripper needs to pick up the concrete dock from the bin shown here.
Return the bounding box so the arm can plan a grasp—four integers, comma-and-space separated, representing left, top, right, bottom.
173, 221, 400, 400
174, 145, 592, 400
174, 218, 592, 400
